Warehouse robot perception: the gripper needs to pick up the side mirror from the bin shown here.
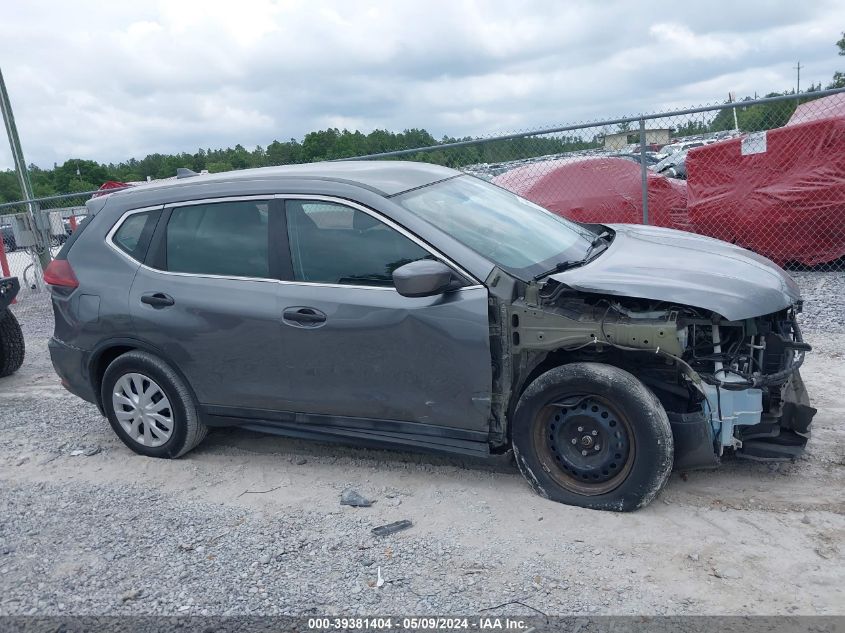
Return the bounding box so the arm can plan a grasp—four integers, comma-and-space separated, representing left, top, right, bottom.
392, 260, 454, 298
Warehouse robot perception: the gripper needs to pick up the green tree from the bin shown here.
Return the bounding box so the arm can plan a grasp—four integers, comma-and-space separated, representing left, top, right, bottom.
50, 160, 109, 193
301, 128, 340, 161
0, 171, 22, 202
827, 31, 845, 89
206, 161, 234, 173
266, 139, 303, 165
67, 177, 97, 193
674, 120, 708, 136
709, 92, 797, 132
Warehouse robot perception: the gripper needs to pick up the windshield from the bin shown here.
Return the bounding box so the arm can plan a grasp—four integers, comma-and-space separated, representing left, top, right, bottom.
394, 175, 595, 279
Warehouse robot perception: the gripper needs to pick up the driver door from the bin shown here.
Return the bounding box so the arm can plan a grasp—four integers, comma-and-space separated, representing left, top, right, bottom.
274, 197, 492, 434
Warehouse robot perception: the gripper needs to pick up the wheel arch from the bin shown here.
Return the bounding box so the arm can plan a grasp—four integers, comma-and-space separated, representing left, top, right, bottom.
507, 346, 679, 440
510, 360, 674, 511
88, 338, 200, 413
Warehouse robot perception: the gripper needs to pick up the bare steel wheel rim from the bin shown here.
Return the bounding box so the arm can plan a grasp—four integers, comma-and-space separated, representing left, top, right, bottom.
112, 372, 174, 447
533, 394, 636, 496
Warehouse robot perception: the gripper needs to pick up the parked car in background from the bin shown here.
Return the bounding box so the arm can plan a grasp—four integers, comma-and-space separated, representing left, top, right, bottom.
611, 152, 661, 167
654, 140, 711, 161
652, 150, 690, 179
45, 162, 815, 511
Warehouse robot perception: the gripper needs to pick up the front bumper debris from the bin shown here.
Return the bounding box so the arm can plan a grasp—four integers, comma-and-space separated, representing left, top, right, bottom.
670, 370, 816, 469
734, 370, 816, 461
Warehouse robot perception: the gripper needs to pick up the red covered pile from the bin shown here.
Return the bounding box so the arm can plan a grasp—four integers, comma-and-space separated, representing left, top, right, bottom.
492, 157, 690, 230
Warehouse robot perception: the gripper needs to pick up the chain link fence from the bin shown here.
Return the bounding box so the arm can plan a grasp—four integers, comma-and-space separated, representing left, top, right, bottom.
0, 192, 102, 292
1, 89, 843, 328
343, 88, 845, 331
345, 89, 845, 271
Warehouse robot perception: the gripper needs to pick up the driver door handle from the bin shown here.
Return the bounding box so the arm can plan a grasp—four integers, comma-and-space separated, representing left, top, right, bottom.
283, 306, 327, 327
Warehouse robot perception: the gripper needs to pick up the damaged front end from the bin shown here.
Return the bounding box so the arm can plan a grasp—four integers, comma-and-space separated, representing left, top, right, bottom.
506, 278, 817, 469
687, 309, 815, 462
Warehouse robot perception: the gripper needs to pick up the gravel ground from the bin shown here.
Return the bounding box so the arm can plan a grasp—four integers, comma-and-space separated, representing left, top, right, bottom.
789, 271, 845, 333
0, 279, 843, 616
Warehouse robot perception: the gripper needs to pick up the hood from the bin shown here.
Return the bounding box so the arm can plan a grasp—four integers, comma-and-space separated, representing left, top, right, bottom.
551, 224, 801, 321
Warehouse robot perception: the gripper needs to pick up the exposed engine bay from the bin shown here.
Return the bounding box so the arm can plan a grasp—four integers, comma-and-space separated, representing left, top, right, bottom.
499, 276, 817, 468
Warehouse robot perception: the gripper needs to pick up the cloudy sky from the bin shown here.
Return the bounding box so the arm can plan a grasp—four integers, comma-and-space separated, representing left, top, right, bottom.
1, 0, 843, 170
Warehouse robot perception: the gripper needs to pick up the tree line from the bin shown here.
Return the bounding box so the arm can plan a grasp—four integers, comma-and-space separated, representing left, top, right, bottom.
0, 129, 596, 203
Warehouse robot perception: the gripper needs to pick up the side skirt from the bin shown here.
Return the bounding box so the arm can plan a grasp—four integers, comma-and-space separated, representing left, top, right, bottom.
200, 405, 492, 458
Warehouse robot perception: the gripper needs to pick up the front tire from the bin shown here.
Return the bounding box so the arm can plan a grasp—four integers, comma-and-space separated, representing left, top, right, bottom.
101, 350, 207, 458
512, 362, 673, 511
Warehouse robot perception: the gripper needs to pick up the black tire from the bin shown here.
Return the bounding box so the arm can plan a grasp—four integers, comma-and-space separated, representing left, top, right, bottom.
0, 310, 25, 377
512, 362, 673, 512
101, 350, 207, 458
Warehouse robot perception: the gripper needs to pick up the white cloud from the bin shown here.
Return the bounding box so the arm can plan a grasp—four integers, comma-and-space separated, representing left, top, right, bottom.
0, 0, 843, 170
649, 23, 752, 60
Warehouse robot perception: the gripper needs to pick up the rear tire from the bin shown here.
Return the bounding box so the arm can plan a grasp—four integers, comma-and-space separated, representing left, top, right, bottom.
101, 350, 207, 458
0, 310, 25, 377
512, 362, 673, 511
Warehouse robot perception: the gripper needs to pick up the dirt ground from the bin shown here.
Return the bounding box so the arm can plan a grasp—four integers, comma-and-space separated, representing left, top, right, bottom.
0, 297, 842, 615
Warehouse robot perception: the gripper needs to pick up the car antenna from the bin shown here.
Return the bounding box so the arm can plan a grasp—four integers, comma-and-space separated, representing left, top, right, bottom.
176, 167, 199, 179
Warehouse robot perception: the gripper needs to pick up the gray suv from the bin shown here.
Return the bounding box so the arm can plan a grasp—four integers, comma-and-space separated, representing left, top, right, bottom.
46, 162, 815, 511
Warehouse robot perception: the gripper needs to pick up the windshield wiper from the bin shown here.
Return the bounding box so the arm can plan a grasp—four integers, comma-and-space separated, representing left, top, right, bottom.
532, 260, 584, 280
532, 230, 613, 281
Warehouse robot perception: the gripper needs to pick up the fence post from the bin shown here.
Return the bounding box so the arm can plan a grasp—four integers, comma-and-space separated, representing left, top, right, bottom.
0, 67, 48, 288
639, 117, 649, 225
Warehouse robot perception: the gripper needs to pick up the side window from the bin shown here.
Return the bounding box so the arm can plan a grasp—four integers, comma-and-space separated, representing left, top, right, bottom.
112, 211, 156, 261
285, 201, 432, 286
166, 200, 270, 278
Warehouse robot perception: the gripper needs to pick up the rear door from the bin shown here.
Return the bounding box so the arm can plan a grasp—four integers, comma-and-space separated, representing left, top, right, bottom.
128, 196, 286, 412
274, 196, 492, 433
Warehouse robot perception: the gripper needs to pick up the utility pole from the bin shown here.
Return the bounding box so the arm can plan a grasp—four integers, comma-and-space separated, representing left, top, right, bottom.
0, 67, 48, 285
729, 92, 739, 131
794, 60, 802, 94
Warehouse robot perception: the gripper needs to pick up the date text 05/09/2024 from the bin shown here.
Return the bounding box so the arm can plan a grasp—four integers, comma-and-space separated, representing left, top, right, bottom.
306, 617, 530, 631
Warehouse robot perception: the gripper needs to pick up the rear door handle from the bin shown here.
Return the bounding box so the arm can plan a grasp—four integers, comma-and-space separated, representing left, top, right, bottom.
141, 292, 175, 308
283, 306, 327, 327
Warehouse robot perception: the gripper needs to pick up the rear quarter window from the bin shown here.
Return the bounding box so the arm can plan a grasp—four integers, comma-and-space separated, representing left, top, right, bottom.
110, 210, 161, 262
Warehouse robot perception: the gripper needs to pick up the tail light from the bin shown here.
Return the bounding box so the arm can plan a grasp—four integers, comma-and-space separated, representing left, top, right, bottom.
43, 259, 79, 288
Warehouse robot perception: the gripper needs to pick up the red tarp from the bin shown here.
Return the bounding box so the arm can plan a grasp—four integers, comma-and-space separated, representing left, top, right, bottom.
787, 93, 845, 126
492, 157, 690, 230
686, 116, 845, 266
93, 180, 131, 197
